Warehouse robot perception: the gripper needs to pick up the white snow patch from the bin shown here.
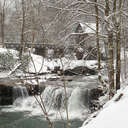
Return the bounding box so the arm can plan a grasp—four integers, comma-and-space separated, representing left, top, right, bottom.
28, 54, 99, 73
0, 48, 101, 74
81, 86, 128, 128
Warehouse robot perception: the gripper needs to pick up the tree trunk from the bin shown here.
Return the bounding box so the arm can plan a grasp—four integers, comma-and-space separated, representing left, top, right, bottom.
95, 0, 105, 86
1, 0, 6, 48
105, 0, 115, 98
30, 10, 35, 53
108, 31, 115, 98
116, 0, 122, 90
31, 31, 35, 52
116, 29, 121, 90
19, 0, 25, 59
123, 29, 126, 79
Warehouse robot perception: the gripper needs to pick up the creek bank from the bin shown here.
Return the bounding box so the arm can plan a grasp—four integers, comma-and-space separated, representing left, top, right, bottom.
0, 78, 19, 105
0, 85, 13, 105
52, 66, 97, 76
0, 77, 45, 105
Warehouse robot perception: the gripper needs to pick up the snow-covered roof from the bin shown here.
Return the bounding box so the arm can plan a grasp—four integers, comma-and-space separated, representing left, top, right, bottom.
79, 23, 97, 34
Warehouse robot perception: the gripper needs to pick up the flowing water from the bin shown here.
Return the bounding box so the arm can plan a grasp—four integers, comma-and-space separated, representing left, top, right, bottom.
0, 106, 82, 128
0, 75, 98, 128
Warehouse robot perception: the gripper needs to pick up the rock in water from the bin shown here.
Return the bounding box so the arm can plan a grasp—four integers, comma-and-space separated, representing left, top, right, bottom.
64, 66, 97, 76
0, 85, 13, 105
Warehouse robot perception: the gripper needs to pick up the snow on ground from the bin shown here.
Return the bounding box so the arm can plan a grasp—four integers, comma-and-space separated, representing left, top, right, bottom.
81, 84, 128, 128
27, 53, 100, 73
0, 47, 128, 75
0, 48, 104, 74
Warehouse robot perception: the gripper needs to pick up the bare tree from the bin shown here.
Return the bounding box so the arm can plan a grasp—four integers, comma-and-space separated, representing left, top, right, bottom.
94, 0, 102, 84
115, 0, 122, 90
19, 0, 25, 59
0, 0, 6, 48
105, 0, 115, 98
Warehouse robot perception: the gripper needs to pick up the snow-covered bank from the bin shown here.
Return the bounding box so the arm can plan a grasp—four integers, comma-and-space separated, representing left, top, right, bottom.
81, 85, 128, 128
28, 53, 100, 73
0, 48, 102, 75
0, 48, 18, 56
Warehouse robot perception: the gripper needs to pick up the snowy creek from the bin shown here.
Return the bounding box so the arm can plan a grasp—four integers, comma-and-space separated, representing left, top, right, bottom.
0, 75, 99, 128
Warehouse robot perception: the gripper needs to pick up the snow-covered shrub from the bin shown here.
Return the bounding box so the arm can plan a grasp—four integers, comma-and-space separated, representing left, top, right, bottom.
0, 51, 30, 72
0, 51, 17, 70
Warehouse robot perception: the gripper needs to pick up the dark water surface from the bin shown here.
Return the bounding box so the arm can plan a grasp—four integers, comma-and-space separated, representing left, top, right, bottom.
0, 106, 82, 128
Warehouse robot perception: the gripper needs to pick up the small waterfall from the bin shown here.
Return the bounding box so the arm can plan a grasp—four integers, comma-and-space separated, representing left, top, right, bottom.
13, 86, 29, 107
40, 86, 89, 119
0, 85, 29, 106
10, 85, 89, 120
41, 86, 73, 110
13, 86, 29, 100
68, 87, 89, 113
